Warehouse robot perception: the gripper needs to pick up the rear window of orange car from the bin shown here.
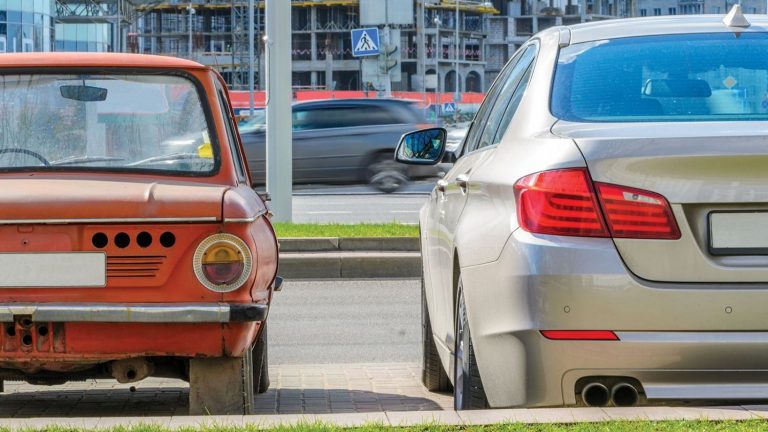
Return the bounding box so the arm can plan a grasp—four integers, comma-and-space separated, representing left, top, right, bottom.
552, 33, 768, 122
0, 73, 218, 175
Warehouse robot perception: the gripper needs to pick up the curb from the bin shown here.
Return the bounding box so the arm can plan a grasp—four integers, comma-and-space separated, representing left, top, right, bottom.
278, 237, 421, 279
279, 251, 421, 279
0, 406, 763, 429
279, 237, 420, 252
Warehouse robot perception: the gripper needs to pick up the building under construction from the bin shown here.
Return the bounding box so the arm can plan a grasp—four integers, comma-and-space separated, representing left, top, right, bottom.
133, 0, 627, 91
134, 0, 499, 91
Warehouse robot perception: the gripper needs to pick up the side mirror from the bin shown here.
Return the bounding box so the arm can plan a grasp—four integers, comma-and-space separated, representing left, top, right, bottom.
395, 128, 447, 166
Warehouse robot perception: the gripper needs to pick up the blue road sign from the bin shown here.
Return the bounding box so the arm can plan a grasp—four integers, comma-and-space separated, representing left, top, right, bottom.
351, 28, 380, 57
443, 102, 457, 114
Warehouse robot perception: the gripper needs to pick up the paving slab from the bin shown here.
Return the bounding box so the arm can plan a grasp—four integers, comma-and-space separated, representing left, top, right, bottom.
457, 408, 538, 425
669, 406, 757, 420
385, 409, 463, 426
568, 407, 612, 422
244, 412, 389, 428
743, 405, 768, 419
97, 416, 173, 428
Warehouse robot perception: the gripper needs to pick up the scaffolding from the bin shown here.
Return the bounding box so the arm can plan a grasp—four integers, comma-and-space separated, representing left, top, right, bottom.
55, 0, 162, 51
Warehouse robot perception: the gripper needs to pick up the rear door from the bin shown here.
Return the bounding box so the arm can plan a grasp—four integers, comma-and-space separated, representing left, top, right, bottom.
426, 43, 539, 350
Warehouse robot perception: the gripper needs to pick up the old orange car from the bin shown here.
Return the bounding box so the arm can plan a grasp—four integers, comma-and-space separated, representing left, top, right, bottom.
0, 53, 279, 415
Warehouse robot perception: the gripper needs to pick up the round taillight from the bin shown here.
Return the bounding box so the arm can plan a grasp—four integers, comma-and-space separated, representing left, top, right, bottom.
193, 234, 252, 292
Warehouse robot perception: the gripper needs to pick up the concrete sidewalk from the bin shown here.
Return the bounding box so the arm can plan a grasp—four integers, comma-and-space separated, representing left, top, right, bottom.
0, 405, 765, 429
0, 363, 766, 428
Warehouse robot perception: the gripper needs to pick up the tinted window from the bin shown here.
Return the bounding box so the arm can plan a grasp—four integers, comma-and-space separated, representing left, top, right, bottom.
462, 46, 528, 154
293, 106, 399, 130
474, 45, 536, 150
552, 33, 768, 122
491, 65, 533, 145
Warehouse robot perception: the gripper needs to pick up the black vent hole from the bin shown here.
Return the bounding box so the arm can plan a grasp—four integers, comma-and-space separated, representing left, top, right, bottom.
92, 233, 108, 248
137, 232, 153, 248
160, 232, 176, 248
114, 233, 131, 249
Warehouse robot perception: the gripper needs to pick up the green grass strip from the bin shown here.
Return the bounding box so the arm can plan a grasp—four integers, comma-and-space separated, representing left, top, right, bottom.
18, 420, 768, 432
272, 223, 419, 238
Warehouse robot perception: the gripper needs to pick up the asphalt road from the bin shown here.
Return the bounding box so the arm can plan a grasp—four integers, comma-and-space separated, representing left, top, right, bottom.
293, 194, 429, 224
268, 279, 421, 364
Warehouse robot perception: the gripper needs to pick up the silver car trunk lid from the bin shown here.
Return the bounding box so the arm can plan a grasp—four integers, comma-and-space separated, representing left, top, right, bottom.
553, 120, 768, 283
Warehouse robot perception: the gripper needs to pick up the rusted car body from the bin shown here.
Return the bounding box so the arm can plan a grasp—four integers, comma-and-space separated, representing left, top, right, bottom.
0, 53, 278, 414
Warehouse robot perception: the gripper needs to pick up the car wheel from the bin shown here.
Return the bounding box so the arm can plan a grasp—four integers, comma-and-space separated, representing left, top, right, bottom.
454, 276, 488, 410
252, 321, 270, 394
422, 274, 451, 392
188, 349, 255, 415
367, 154, 408, 193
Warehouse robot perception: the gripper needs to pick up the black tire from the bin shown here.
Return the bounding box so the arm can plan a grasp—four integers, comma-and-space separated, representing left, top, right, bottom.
252, 321, 270, 394
454, 277, 488, 410
422, 275, 451, 392
367, 153, 408, 193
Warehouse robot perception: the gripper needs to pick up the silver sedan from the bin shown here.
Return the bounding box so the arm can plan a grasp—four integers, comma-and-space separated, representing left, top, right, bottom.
397, 7, 768, 410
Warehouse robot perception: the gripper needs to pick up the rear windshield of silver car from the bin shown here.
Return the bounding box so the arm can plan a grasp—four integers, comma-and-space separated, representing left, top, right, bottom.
0, 73, 217, 175
551, 33, 768, 122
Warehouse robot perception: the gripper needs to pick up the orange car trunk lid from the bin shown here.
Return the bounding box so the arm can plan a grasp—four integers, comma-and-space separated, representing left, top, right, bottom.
0, 178, 225, 222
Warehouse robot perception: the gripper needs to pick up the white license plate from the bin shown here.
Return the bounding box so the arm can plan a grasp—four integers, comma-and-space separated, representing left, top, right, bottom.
0, 253, 106, 288
710, 212, 768, 255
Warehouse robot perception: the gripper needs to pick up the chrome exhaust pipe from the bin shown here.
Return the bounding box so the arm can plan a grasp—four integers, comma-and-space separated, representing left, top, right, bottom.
581, 382, 610, 407
611, 382, 639, 407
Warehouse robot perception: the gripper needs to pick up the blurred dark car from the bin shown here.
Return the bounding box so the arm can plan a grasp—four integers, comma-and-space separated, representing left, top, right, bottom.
240, 98, 439, 192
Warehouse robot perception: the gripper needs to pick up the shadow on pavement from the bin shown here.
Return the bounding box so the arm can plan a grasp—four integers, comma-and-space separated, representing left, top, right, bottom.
254, 388, 449, 414
0, 387, 450, 417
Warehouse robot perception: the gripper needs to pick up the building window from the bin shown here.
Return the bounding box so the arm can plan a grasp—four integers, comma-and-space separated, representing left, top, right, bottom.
653, 8, 661, 15
640, 8, 647, 16
711, 6, 721, 13
668, 7, 676, 14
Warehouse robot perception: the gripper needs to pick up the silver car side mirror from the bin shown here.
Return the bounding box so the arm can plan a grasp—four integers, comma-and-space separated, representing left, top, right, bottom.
395, 127, 447, 166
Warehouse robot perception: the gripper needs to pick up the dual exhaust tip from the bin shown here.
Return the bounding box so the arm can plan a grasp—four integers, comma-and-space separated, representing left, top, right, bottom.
582, 382, 639, 407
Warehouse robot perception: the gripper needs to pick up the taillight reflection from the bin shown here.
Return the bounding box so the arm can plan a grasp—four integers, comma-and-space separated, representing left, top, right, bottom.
595, 183, 681, 240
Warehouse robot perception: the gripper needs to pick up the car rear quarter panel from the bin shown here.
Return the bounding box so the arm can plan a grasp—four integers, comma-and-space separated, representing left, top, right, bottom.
453, 28, 583, 269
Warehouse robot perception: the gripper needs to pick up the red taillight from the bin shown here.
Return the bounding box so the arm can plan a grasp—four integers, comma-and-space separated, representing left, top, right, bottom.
595, 183, 681, 240
514, 168, 680, 240
541, 330, 619, 341
514, 169, 609, 237
202, 262, 244, 285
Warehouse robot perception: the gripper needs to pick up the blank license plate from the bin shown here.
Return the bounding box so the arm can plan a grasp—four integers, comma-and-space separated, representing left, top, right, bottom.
0, 253, 106, 288
710, 212, 768, 255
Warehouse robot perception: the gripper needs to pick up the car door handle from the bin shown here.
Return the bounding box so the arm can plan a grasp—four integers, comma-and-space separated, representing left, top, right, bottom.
436, 179, 449, 193
455, 174, 469, 192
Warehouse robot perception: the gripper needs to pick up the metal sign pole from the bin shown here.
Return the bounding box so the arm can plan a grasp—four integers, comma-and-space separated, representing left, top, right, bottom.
265, 0, 293, 222
383, 0, 392, 97
248, 0, 255, 116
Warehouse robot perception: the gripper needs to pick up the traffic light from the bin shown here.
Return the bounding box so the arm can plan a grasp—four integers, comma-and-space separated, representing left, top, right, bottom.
378, 44, 398, 75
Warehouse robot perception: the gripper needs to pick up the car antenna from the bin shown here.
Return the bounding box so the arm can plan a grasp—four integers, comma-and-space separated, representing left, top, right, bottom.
723, 4, 750, 28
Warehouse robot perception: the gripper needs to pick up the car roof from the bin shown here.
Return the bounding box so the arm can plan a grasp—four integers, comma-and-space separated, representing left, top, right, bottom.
0, 53, 208, 70
564, 14, 768, 44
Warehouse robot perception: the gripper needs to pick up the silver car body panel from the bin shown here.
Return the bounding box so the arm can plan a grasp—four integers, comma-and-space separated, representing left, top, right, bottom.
420, 15, 768, 408
552, 121, 768, 282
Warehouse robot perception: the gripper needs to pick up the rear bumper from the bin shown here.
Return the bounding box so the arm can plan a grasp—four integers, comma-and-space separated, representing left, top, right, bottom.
459, 230, 768, 408
0, 303, 268, 323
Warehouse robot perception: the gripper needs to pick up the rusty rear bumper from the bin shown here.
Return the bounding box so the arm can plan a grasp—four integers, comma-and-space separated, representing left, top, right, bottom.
0, 303, 268, 323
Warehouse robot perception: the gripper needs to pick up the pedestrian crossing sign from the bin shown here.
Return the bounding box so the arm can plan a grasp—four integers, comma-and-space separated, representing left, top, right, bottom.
443, 103, 457, 114
351, 28, 381, 57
